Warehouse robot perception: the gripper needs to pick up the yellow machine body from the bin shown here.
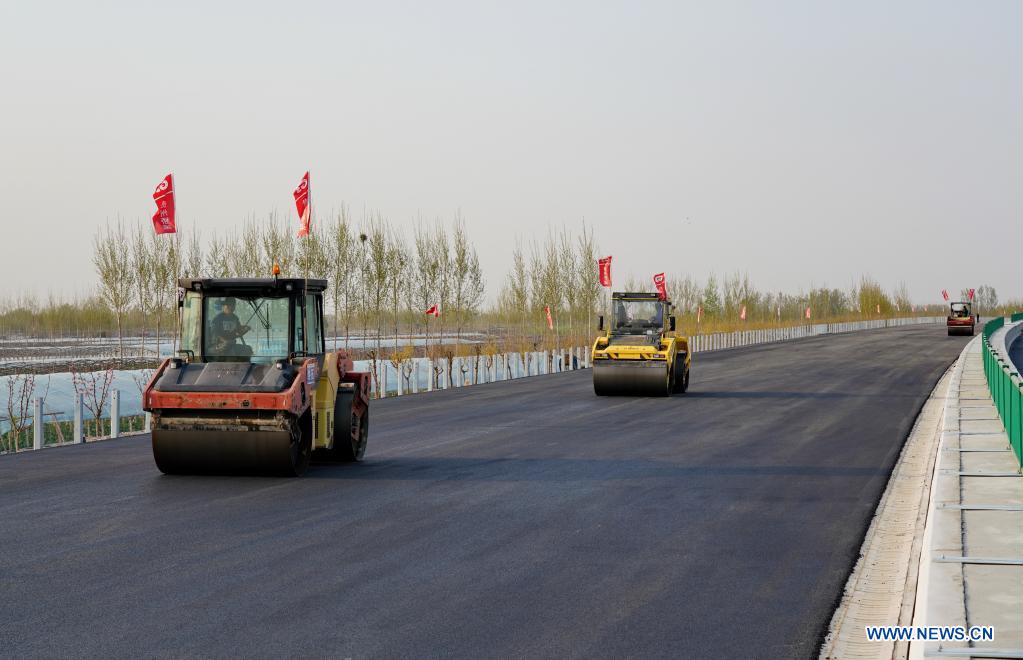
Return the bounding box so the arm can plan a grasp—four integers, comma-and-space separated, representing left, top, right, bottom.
591, 292, 692, 396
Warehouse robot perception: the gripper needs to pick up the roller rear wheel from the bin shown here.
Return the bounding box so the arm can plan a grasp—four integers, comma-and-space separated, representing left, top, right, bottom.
329, 390, 368, 461
672, 356, 689, 394
286, 414, 312, 476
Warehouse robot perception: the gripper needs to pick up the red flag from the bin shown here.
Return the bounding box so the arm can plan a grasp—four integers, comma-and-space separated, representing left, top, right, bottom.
294, 171, 311, 237
151, 174, 176, 234
544, 305, 553, 330
968, 288, 975, 301
805, 306, 811, 320
424, 305, 439, 317
739, 305, 747, 321
697, 306, 703, 323
652, 273, 667, 300
941, 289, 949, 301
598, 256, 612, 288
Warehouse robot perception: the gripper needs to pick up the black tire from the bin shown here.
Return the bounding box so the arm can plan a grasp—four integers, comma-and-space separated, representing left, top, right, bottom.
672, 354, 688, 393
285, 412, 312, 476
330, 390, 368, 462
682, 365, 690, 393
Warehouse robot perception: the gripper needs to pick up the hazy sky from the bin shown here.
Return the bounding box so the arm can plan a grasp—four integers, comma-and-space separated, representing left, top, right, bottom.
1, 1, 1020, 303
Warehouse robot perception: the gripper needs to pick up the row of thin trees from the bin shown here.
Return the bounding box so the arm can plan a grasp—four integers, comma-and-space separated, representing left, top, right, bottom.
0, 209, 1010, 356
88, 210, 487, 360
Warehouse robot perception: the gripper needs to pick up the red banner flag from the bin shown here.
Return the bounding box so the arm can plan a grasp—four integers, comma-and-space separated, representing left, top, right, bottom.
544, 305, 553, 330
598, 256, 612, 288
424, 305, 439, 317
294, 171, 311, 237
151, 174, 176, 234
941, 289, 949, 301
739, 305, 747, 321
968, 288, 975, 301
805, 306, 811, 320
653, 273, 667, 300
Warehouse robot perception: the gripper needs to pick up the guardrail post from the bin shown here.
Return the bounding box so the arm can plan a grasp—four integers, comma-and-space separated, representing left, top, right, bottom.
1015, 380, 1023, 466
1009, 374, 1019, 460
74, 393, 84, 444
110, 390, 120, 438
33, 398, 43, 450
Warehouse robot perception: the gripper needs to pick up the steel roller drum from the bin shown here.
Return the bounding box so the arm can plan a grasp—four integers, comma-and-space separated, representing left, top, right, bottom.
152, 413, 308, 476
592, 360, 671, 396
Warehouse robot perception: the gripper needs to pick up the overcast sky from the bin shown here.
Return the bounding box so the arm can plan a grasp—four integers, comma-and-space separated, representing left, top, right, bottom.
1, 1, 1019, 303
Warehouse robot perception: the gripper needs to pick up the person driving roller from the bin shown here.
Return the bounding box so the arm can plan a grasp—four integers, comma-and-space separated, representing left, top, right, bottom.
210, 297, 252, 357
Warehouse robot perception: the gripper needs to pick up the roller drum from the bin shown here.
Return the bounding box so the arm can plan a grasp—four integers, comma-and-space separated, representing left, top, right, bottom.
592, 361, 671, 396
152, 412, 310, 476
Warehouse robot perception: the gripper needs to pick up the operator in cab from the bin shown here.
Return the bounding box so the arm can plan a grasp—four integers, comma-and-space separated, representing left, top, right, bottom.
210, 297, 252, 357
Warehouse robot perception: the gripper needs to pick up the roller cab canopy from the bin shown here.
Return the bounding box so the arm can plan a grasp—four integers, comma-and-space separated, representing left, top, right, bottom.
176, 277, 328, 367
609, 292, 671, 338
949, 302, 973, 318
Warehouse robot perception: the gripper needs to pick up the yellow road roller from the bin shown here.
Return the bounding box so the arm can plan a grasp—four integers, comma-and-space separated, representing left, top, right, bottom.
592, 292, 691, 396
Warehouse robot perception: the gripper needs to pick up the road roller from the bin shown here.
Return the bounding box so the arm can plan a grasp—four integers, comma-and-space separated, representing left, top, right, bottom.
143, 276, 370, 476
946, 301, 976, 336
591, 292, 691, 396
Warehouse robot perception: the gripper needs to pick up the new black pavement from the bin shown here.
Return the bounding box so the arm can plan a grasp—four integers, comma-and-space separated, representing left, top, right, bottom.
0, 326, 969, 659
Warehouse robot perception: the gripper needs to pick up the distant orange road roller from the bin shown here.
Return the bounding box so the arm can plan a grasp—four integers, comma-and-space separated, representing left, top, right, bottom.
946, 301, 976, 336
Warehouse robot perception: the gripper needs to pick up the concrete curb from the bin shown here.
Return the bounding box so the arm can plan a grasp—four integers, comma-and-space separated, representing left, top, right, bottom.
820, 359, 956, 659
909, 338, 977, 659
911, 332, 1023, 658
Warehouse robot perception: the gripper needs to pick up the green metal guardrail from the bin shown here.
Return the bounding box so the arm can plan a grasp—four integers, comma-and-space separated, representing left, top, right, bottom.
982, 317, 1021, 468
1012, 312, 1023, 323
983, 316, 1004, 339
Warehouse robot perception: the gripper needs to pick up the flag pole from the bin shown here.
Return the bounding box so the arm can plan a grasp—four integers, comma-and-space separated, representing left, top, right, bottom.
170, 172, 180, 357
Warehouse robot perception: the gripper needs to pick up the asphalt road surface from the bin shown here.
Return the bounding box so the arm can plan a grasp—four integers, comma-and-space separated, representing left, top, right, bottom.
0, 326, 969, 659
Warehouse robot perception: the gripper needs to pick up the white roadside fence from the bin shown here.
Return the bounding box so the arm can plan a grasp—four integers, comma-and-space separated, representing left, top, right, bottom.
8, 315, 945, 451
366, 316, 946, 398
